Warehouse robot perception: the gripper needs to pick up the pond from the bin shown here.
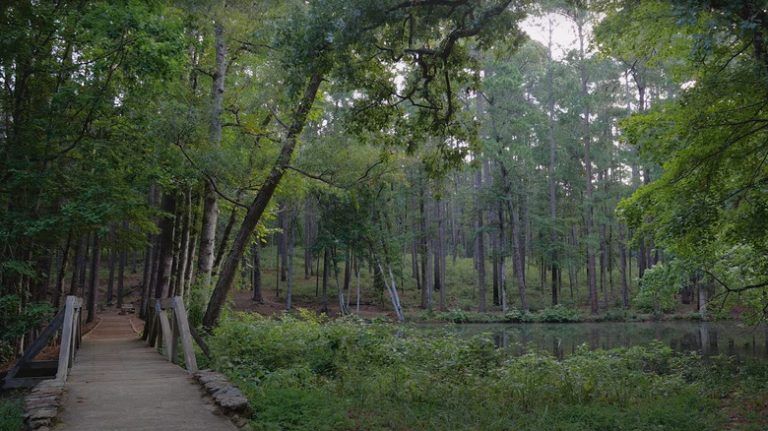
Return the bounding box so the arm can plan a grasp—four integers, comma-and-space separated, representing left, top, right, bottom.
419, 321, 768, 360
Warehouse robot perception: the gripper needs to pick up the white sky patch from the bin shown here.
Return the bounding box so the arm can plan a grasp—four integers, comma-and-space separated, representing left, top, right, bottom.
681, 80, 696, 90
521, 13, 577, 60
521, 12, 597, 60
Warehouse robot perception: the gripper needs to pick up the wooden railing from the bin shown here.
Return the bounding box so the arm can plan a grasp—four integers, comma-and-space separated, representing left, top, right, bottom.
2, 296, 82, 388
143, 296, 198, 372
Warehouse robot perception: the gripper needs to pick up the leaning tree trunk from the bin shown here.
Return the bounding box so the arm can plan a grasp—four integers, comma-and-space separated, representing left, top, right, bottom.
202, 73, 323, 329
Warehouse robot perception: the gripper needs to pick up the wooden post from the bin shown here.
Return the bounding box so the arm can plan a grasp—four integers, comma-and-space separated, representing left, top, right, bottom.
172, 296, 198, 372
156, 301, 172, 360
56, 296, 81, 382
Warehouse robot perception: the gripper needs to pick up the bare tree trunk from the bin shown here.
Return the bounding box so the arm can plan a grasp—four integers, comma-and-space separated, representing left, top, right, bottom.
69, 234, 87, 296
321, 247, 329, 313
175, 190, 192, 297
475, 167, 486, 312
619, 225, 630, 308
343, 250, 351, 304
435, 199, 446, 310
278, 204, 288, 282
86, 233, 100, 323
53, 232, 72, 308
251, 243, 263, 303
140, 234, 153, 318
213, 203, 238, 277
419, 179, 430, 308
304, 199, 314, 279
154, 194, 177, 299
498, 204, 508, 312
547, 16, 559, 307
286, 219, 294, 311
197, 22, 226, 290
106, 227, 116, 306
576, 12, 598, 314
510, 199, 528, 311
116, 234, 126, 307
184, 197, 198, 295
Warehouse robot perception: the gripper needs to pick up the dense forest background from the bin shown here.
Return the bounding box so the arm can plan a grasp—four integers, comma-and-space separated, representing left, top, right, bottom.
2, 0, 768, 362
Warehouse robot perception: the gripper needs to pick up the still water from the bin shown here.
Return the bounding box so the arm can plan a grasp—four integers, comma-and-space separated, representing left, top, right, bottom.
421, 321, 768, 360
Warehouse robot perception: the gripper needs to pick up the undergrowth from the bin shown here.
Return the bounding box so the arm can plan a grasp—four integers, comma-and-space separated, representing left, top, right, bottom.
206, 311, 760, 431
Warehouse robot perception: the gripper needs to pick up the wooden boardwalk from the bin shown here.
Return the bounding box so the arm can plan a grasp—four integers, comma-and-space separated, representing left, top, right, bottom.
55, 312, 237, 431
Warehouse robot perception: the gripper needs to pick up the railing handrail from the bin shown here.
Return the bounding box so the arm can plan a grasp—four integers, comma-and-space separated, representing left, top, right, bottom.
56, 296, 83, 382
143, 296, 198, 372
2, 295, 82, 389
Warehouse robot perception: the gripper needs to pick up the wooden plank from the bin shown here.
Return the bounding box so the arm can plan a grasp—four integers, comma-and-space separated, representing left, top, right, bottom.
56, 296, 77, 381
171, 296, 198, 372
22, 360, 59, 370
156, 302, 173, 360
2, 377, 49, 389
3, 308, 65, 385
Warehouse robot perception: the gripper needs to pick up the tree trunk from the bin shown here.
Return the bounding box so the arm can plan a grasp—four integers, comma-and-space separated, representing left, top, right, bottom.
321, 247, 329, 313
53, 232, 72, 308
175, 189, 191, 297
278, 204, 288, 282
154, 194, 177, 299
69, 234, 88, 296
86, 233, 100, 323
196, 22, 226, 290
252, 243, 263, 303
475, 167, 487, 312
106, 227, 116, 306
419, 180, 431, 308
547, 16, 559, 307
435, 199, 446, 310
576, 14, 598, 314
140, 234, 154, 318
202, 73, 322, 330
619, 225, 630, 308
286, 219, 294, 311
510, 199, 528, 311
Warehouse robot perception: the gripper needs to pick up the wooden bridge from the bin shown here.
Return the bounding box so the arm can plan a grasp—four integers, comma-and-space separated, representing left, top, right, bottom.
4, 296, 239, 431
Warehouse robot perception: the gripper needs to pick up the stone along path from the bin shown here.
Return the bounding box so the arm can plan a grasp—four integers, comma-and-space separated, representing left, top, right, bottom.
55, 312, 237, 431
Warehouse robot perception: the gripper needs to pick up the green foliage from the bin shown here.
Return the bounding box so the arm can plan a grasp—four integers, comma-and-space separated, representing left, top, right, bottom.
208, 314, 734, 431
0, 296, 53, 363
0, 396, 23, 431
535, 304, 583, 322
633, 263, 685, 314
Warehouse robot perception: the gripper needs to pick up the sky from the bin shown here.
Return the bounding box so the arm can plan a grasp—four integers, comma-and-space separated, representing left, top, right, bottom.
521, 12, 594, 60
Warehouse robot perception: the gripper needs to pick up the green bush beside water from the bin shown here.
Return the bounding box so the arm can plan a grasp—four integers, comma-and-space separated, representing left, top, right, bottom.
207, 312, 763, 431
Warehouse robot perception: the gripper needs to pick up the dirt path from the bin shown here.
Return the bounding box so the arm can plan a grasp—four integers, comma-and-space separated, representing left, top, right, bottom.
54, 311, 236, 431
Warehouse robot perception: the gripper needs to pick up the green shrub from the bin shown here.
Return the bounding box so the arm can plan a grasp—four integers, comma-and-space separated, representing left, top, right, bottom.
0, 295, 52, 363
504, 308, 535, 322
633, 263, 684, 313
206, 314, 733, 431
536, 305, 582, 322
0, 397, 23, 431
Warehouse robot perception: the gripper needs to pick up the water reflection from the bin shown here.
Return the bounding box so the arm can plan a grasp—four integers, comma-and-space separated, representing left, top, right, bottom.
426, 321, 768, 360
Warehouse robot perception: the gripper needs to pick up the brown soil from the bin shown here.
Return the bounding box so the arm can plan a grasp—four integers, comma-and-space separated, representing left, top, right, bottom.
230, 289, 397, 320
